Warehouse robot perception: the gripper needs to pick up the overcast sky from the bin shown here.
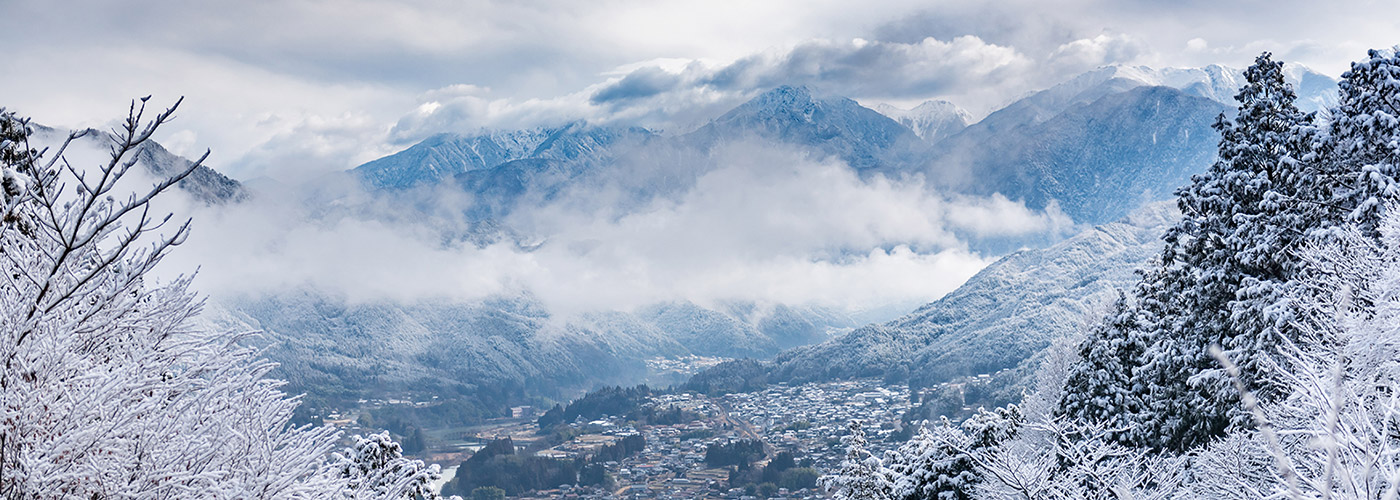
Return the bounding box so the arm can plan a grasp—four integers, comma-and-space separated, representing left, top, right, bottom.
3, 0, 1396, 182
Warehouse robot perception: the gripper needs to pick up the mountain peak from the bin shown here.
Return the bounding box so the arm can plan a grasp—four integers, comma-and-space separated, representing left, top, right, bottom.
871, 100, 972, 143
757, 84, 815, 102
696, 85, 920, 170
718, 85, 826, 122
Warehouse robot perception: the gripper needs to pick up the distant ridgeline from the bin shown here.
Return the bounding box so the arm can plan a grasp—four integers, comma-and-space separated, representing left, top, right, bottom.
349, 64, 1332, 228
27, 123, 248, 205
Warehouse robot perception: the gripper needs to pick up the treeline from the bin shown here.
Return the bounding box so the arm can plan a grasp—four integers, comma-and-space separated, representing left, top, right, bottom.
632, 404, 701, 426
683, 359, 771, 395
445, 438, 583, 496
536, 384, 703, 434
445, 433, 647, 496
536, 385, 652, 429
289, 376, 532, 430
700, 441, 819, 495
727, 451, 820, 495
594, 434, 646, 463
703, 439, 765, 467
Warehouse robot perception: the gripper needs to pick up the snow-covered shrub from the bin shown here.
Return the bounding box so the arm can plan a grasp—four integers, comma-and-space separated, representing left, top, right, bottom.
0, 101, 444, 498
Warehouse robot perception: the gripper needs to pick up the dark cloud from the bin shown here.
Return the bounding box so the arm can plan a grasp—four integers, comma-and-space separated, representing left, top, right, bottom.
1, 1, 615, 97
871, 3, 1083, 52
590, 67, 685, 105
698, 37, 1027, 98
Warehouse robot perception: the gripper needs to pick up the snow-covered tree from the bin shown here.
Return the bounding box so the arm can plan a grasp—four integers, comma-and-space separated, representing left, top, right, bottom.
911, 353, 1186, 499
823, 420, 895, 500
336, 431, 443, 499
1057, 293, 1145, 445
886, 423, 978, 500
884, 407, 1027, 500
1135, 52, 1318, 451
917, 48, 1400, 498
1314, 48, 1400, 238
0, 101, 438, 498
1054, 53, 1322, 452
1189, 211, 1400, 498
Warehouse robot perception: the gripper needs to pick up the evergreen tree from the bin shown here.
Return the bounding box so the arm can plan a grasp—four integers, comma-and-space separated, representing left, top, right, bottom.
885, 407, 1022, 500
404, 427, 427, 454
822, 420, 894, 500
1145, 53, 1314, 450
1056, 293, 1146, 445
470, 486, 506, 500
886, 423, 979, 500
1064, 53, 1316, 451
1062, 50, 1400, 453
1314, 48, 1400, 238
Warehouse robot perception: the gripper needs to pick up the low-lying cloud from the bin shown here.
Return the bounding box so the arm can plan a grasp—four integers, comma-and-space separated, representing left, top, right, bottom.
158, 141, 1074, 318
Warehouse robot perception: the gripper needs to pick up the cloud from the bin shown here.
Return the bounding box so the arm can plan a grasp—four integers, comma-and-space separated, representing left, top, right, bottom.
396, 34, 1031, 138
590, 67, 685, 104
158, 141, 1073, 317
945, 196, 1074, 239
386, 87, 600, 143
1048, 33, 1149, 72
699, 36, 1028, 98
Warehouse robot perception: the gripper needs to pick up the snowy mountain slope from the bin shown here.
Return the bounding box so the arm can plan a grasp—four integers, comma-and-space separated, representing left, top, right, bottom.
909, 63, 1335, 226
683, 85, 924, 171
353, 122, 654, 189
1107, 63, 1337, 112
768, 202, 1177, 387
948, 63, 1332, 151
343, 85, 932, 230
923, 85, 1226, 224
197, 291, 853, 403
133, 137, 247, 204
198, 292, 678, 398
28, 124, 247, 204
637, 301, 855, 359
870, 100, 972, 143
452, 158, 580, 219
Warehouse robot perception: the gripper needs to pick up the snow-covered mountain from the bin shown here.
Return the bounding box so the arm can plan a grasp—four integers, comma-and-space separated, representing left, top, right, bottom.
1104, 63, 1337, 112
766, 201, 1177, 387
28, 124, 247, 204
870, 100, 972, 143
133, 136, 247, 204
196, 291, 855, 404
350, 64, 1337, 231
685, 85, 923, 171
907, 63, 1336, 226
922, 85, 1227, 224
353, 122, 654, 189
